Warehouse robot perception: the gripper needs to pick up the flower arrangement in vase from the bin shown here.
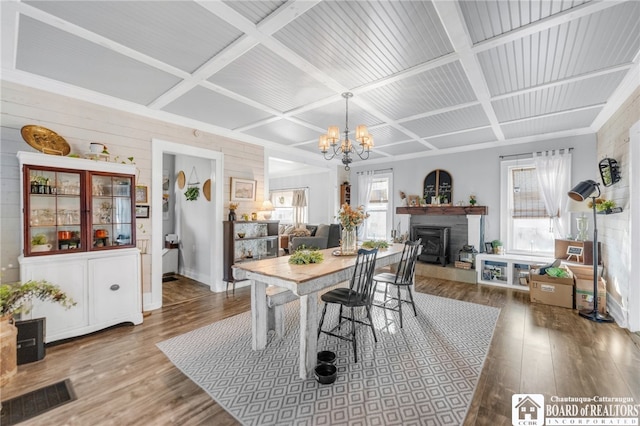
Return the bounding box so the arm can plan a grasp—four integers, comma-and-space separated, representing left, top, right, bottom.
337, 204, 369, 255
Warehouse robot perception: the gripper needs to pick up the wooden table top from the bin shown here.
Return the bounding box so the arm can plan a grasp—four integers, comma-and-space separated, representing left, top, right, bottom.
233, 244, 404, 285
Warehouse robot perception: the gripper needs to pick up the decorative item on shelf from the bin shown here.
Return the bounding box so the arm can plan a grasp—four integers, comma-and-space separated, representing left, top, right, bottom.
399, 191, 407, 206
588, 198, 622, 215
568, 179, 613, 323
423, 169, 452, 206
251, 212, 258, 221
20, 125, 70, 156
90, 142, 105, 154
491, 240, 504, 255
318, 92, 373, 171
241, 213, 250, 221
228, 202, 238, 221
261, 200, 274, 220
0, 277, 76, 385
30, 233, 51, 253
469, 195, 477, 206
337, 203, 369, 255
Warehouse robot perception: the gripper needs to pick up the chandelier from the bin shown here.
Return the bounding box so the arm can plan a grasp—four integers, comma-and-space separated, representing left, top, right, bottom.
318, 92, 374, 171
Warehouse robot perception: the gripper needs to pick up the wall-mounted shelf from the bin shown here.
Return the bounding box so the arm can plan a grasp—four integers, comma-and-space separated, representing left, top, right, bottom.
396, 206, 487, 215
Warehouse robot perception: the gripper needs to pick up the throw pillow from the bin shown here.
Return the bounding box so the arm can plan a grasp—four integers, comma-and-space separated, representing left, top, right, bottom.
290, 227, 311, 237
284, 225, 296, 235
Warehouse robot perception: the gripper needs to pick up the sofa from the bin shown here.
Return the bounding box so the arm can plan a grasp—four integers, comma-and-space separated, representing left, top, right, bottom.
280, 224, 341, 253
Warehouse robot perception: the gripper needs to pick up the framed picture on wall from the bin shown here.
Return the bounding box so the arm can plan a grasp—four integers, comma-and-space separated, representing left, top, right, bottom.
135, 205, 149, 218
231, 177, 256, 201
135, 185, 148, 203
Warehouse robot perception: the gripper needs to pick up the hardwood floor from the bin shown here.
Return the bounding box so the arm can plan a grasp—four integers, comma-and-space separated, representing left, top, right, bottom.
2, 276, 639, 425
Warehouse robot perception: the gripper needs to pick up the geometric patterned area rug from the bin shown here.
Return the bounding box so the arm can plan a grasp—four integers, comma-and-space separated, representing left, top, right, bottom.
157, 291, 500, 426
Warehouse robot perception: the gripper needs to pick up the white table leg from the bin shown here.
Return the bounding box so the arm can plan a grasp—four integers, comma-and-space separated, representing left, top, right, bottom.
299, 293, 318, 380
251, 280, 267, 350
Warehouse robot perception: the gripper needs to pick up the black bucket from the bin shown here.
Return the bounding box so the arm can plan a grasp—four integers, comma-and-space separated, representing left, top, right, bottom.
314, 363, 337, 385
317, 350, 336, 365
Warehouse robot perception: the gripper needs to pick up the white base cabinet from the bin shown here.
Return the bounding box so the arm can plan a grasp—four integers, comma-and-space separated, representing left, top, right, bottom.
475, 253, 554, 291
19, 249, 142, 343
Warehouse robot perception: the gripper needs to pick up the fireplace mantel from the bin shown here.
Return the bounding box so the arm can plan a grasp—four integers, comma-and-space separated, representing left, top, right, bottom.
396, 206, 487, 215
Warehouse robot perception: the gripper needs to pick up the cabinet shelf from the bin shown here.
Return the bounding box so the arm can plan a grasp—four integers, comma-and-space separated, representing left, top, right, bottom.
20, 151, 136, 257
224, 220, 279, 283
476, 253, 554, 291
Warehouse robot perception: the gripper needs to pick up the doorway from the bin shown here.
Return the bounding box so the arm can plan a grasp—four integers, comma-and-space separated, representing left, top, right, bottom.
147, 139, 224, 311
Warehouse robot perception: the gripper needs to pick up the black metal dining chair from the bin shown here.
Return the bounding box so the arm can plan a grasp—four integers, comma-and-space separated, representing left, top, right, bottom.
373, 239, 421, 328
317, 248, 378, 363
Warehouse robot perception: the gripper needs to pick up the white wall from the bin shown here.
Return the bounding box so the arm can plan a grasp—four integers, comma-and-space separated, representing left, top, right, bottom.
0, 81, 265, 306
596, 85, 640, 330
174, 155, 212, 283
349, 134, 597, 242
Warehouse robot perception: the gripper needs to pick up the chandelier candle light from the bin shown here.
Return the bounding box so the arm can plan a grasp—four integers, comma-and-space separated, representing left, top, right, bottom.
318, 92, 374, 171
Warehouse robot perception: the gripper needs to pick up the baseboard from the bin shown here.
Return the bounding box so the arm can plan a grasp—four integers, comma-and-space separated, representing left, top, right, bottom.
606, 294, 628, 329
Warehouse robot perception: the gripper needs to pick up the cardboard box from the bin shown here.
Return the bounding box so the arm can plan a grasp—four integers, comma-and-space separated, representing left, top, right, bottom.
529, 267, 574, 309
569, 266, 607, 314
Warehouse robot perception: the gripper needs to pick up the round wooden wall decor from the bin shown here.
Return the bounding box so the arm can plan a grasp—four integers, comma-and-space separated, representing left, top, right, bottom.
423, 169, 452, 204
177, 171, 186, 189
203, 179, 211, 201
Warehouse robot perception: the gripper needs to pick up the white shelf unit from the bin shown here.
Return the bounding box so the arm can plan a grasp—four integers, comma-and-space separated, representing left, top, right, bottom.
476, 253, 554, 291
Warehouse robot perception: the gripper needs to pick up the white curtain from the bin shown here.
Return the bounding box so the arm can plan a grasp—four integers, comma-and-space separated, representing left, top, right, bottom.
356, 171, 375, 239
292, 189, 307, 227
533, 150, 572, 238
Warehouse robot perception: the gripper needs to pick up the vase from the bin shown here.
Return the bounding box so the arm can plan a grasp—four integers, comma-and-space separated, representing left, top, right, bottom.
228, 210, 237, 221
0, 315, 17, 386
341, 228, 357, 255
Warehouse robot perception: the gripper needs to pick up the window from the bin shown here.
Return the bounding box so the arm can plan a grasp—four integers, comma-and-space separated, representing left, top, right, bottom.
500, 159, 554, 255
359, 172, 393, 240
270, 189, 307, 225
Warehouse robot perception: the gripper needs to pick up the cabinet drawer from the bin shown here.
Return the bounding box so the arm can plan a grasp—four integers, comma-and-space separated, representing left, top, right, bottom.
90, 255, 139, 324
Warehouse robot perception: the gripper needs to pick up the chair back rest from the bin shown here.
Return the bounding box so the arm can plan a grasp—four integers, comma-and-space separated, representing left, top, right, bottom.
395, 239, 422, 285
348, 248, 379, 305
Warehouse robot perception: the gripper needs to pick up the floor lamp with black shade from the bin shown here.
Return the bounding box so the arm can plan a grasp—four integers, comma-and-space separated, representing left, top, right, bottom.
567, 180, 613, 323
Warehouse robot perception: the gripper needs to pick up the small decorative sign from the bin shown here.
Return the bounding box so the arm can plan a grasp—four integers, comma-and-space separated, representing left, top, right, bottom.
566, 245, 583, 262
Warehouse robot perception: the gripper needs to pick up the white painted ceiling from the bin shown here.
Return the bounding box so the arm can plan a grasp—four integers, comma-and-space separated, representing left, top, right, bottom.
2, 1, 639, 169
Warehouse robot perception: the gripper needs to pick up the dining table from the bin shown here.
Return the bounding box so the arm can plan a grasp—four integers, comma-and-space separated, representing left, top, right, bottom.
232, 243, 405, 380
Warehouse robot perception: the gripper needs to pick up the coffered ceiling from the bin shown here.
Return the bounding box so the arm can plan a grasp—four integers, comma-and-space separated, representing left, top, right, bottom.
2, 1, 639, 168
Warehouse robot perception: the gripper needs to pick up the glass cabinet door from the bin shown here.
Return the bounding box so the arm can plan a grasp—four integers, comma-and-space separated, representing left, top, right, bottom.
26, 168, 82, 255
90, 174, 134, 249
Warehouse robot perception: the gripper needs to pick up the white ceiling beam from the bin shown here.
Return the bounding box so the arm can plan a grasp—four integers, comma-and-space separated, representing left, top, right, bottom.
471, 0, 623, 53
432, 1, 505, 141
491, 63, 635, 101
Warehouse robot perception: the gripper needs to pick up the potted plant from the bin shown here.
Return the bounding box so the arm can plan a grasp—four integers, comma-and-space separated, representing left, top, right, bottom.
0, 279, 76, 385
31, 233, 52, 252
491, 239, 504, 255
